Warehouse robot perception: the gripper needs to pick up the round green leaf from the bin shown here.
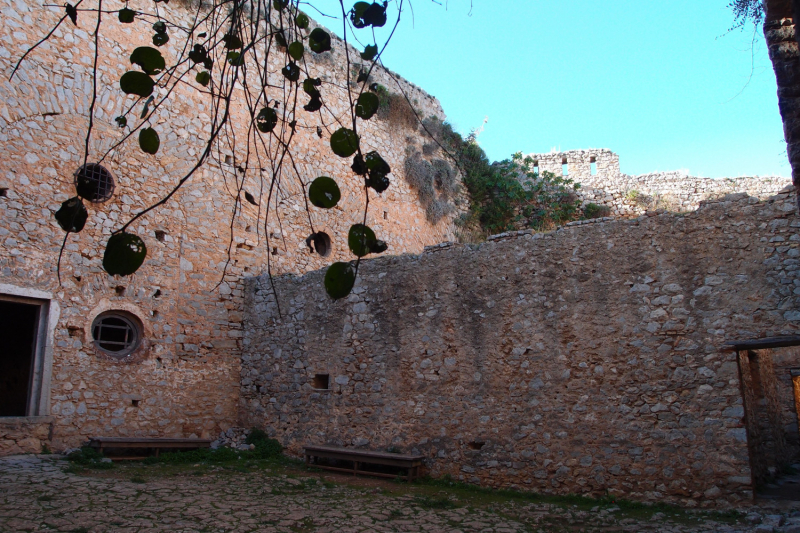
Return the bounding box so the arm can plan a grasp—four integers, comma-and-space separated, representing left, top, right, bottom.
288, 41, 304, 61
130, 46, 165, 75
255, 107, 278, 133
139, 127, 160, 154
348, 223, 376, 257
330, 128, 359, 158
227, 51, 244, 66
55, 196, 88, 233
308, 177, 341, 209
195, 71, 211, 87
223, 33, 243, 50
295, 13, 309, 29
355, 92, 379, 120
152, 32, 169, 47
120, 71, 155, 97
324, 262, 356, 300
351, 2, 387, 28
282, 62, 300, 82
273, 0, 288, 10
308, 28, 331, 54
152, 21, 167, 33
361, 44, 378, 61
365, 151, 391, 192
350, 1, 370, 28
118, 8, 135, 23
103, 232, 147, 276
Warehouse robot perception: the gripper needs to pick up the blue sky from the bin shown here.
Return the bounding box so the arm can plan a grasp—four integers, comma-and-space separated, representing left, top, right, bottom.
309, 1, 787, 178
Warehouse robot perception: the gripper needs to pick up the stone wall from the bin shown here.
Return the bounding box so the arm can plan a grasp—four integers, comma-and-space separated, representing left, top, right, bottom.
526, 150, 791, 218
0, 417, 53, 455
0, 0, 459, 450
242, 190, 800, 506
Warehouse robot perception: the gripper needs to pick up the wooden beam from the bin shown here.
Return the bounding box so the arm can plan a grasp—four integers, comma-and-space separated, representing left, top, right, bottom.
723, 336, 800, 351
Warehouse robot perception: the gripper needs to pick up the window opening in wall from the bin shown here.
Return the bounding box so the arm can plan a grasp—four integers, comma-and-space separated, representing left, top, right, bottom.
74, 163, 115, 203
383, 211, 388, 220
561, 157, 568, 176
590, 156, 597, 176
224, 155, 233, 165
91, 312, 142, 357
533, 161, 539, 175
312, 374, 330, 390
468, 441, 485, 450
0, 188, 7, 197
154, 230, 166, 242
0, 300, 40, 417
115, 286, 126, 297
311, 232, 332, 257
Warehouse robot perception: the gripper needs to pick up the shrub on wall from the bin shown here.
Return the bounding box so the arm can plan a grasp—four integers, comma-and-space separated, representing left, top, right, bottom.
583, 203, 611, 219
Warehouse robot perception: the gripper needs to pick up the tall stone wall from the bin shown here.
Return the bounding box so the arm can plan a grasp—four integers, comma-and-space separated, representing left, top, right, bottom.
242, 189, 800, 506
527, 150, 790, 218
0, 0, 458, 449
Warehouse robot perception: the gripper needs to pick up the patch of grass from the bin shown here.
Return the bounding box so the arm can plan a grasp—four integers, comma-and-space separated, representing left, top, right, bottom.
130, 476, 146, 483
66, 447, 114, 470
413, 495, 457, 509
388, 509, 403, 520
37, 495, 54, 502
583, 202, 611, 219
71, 528, 90, 533
245, 428, 283, 458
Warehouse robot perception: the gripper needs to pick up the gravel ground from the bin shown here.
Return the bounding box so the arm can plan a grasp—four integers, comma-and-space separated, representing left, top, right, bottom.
1, 454, 799, 533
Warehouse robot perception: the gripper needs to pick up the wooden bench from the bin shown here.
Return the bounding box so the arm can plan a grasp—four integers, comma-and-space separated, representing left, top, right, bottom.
303, 444, 425, 481
88, 437, 212, 460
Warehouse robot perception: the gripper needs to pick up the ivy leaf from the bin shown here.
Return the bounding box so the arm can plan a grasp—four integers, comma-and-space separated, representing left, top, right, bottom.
244, 191, 258, 205
324, 262, 356, 300
103, 232, 147, 277
308, 176, 341, 208
361, 44, 378, 61
153, 21, 167, 33
295, 13, 309, 29
120, 71, 155, 97
365, 151, 390, 192
330, 128, 359, 158
55, 197, 88, 233
203, 57, 214, 70
139, 127, 160, 154
308, 28, 331, 53
303, 94, 322, 112
118, 8, 135, 23
226, 51, 244, 66
140, 96, 154, 119
115, 116, 127, 128
223, 33, 243, 50
357, 69, 368, 84
273, 29, 287, 49
348, 223, 376, 257
189, 44, 208, 64
303, 78, 321, 97
282, 62, 300, 82
273, 0, 288, 10
197, 32, 207, 39
351, 153, 366, 175
65, 3, 77, 25
130, 46, 165, 75
288, 41, 304, 61
350, 2, 387, 28
355, 92, 379, 120
255, 107, 278, 133
195, 71, 210, 87
152, 32, 169, 46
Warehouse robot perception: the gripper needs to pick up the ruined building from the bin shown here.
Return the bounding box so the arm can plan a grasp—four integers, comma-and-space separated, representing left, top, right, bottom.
2, 0, 800, 509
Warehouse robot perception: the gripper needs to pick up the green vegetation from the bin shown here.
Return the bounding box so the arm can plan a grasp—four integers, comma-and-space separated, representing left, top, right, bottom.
66, 447, 114, 470
583, 203, 611, 219
246, 428, 284, 459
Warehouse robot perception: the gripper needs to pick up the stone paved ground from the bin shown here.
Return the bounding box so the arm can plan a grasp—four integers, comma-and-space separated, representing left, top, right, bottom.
1, 455, 799, 533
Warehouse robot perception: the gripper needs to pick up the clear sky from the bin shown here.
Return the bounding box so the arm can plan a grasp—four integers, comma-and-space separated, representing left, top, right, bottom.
309, 0, 788, 178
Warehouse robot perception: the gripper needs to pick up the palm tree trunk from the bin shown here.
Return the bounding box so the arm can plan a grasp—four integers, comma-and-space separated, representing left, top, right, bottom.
766, 0, 800, 202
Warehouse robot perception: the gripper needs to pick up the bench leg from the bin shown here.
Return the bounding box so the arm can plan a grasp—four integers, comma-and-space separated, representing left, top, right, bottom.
354, 461, 359, 476
155, 448, 159, 458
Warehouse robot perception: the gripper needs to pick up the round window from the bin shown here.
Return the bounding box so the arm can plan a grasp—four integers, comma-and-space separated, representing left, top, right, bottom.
75, 163, 115, 203
91, 312, 141, 357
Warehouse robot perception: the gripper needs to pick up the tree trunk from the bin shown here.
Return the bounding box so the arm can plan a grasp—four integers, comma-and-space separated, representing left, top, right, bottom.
766, 0, 800, 203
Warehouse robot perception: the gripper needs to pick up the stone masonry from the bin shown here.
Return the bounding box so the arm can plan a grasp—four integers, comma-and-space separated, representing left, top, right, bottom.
242, 190, 800, 507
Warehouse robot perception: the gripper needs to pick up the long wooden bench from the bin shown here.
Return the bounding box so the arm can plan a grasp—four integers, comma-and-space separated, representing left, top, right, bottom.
303, 444, 425, 481
88, 437, 212, 460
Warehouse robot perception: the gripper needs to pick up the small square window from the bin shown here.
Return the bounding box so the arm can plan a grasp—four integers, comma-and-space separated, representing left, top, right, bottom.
312, 374, 330, 390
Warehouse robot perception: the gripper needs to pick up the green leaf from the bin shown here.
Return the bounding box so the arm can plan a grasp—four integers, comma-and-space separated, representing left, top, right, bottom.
103, 232, 148, 277
189, 44, 208, 64
308, 28, 331, 53
348, 223, 376, 257
355, 92, 379, 120
351, 154, 367, 175
55, 197, 88, 232
130, 46, 165, 75
115, 116, 127, 128
303, 95, 322, 112
295, 13, 309, 29
350, 2, 370, 28
195, 71, 210, 87
350, 2, 387, 28
308, 177, 341, 208
282, 62, 300, 82
226, 51, 244, 66
244, 191, 258, 205
303, 78, 321, 97
330, 128, 359, 158
65, 3, 77, 25
365, 150, 391, 192
288, 41, 304, 61
324, 262, 356, 300
118, 8, 135, 23
255, 107, 278, 133
223, 33, 243, 50
139, 127, 160, 154
360, 44, 378, 61
152, 21, 167, 33
152, 32, 169, 46
273, 0, 288, 10
120, 71, 155, 97
274, 29, 287, 48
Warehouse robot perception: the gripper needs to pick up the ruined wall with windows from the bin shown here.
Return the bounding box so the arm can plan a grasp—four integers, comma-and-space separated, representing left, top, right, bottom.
0, 0, 462, 453
527, 150, 790, 218
242, 189, 800, 507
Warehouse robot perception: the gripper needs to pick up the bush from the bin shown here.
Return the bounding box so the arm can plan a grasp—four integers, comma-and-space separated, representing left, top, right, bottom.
245, 428, 283, 459
583, 203, 611, 219
66, 447, 114, 469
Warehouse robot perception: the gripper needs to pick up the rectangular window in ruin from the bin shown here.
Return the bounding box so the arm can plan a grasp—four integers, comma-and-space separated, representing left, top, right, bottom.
0, 299, 42, 416
312, 374, 330, 390
533, 161, 539, 175
590, 156, 597, 176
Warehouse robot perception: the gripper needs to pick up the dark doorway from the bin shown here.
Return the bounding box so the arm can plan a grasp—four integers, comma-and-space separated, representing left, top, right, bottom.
0, 300, 40, 416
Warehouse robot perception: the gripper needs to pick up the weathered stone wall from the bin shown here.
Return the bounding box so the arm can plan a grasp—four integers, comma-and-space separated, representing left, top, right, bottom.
0, 0, 459, 449
526, 150, 790, 218
0, 417, 53, 455
242, 190, 800, 506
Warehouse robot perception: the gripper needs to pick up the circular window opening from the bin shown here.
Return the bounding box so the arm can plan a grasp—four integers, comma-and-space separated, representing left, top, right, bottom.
75, 163, 115, 203
91, 312, 141, 357
312, 232, 332, 257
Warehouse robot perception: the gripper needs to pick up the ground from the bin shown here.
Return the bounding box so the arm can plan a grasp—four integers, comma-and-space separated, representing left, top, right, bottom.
0, 455, 798, 533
